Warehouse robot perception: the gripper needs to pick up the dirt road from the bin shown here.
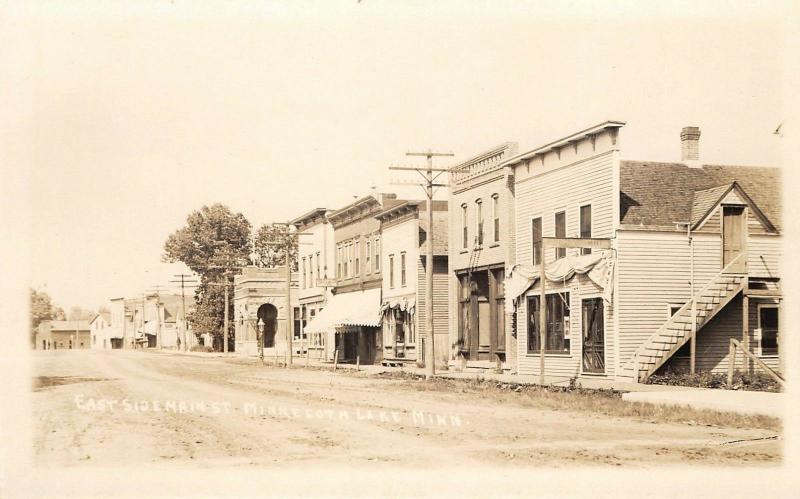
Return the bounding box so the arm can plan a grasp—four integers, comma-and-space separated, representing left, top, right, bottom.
31, 350, 780, 468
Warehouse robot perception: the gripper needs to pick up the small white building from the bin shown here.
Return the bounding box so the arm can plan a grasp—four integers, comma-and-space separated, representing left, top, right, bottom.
89, 312, 113, 349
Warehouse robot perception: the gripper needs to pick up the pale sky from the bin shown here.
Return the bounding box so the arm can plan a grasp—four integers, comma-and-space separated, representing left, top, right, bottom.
3, 0, 792, 311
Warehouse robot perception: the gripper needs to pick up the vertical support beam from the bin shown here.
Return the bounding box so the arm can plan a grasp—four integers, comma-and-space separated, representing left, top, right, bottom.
223, 275, 229, 354
727, 339, 736, 386
742, 287, 750, 375
688, 224, 696, 374
286, 258, 293, 366
689, 299, 696, 374
539, 241, 546, 386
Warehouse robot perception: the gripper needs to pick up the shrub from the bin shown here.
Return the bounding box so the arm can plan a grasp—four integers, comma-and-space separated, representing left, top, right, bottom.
646, 369, 782, 392
189, 345, 214, 353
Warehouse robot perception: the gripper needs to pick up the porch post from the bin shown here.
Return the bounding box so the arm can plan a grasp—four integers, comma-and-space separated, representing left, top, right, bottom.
742, 287, 750, 375
539, 241, 546, 386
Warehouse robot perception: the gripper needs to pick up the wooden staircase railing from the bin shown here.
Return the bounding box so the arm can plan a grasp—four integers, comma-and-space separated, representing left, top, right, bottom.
727, 338, 785, 386
624, 254, 748, 382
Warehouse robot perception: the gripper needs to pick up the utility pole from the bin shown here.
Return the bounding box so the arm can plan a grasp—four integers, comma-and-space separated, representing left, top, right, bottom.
224, 271, 230, 354
390, 149, 454, 379
148, 285, 165, 349
171, 274, 197, 351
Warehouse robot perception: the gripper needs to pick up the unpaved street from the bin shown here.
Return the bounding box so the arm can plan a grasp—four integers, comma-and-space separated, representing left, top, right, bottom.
32, 350, 781, 468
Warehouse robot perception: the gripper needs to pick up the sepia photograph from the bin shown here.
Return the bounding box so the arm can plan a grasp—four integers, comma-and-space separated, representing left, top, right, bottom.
1, 0, 798, 497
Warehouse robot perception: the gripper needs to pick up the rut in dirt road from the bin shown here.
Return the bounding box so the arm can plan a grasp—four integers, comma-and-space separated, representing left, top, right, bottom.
31, 350, 782, 468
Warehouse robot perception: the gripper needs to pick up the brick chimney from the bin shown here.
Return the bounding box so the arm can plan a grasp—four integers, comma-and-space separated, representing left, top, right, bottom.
680, 126, 701, 162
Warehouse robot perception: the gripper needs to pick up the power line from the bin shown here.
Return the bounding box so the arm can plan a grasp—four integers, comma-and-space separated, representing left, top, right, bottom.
388, 149, 453, 379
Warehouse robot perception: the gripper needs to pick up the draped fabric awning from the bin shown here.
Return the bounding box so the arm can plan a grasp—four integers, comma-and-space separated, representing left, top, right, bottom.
380, 295, 416, 315
304, 288, 382, 334
505, 250, 615, 314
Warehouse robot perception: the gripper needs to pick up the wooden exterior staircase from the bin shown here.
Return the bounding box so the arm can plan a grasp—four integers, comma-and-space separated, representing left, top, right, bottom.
619, 256, 747, 382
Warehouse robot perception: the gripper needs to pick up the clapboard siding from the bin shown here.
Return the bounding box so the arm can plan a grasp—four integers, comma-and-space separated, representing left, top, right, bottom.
662, 296, 781, 374
417, 256, 450, 365
696, 210, 720, 233
515, 150, 616, 265
747, 208, 771, 236
748, 234, 781, 278
616, 230, 723, 369
513, 150, 616, 378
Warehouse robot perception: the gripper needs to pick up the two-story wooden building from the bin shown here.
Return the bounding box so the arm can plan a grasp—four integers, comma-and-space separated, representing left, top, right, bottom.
503, 121, 782, 382
447, 143, 518, 372
291, 208, 336, 360
375, 199, 449, 367
304, 193, 398, 364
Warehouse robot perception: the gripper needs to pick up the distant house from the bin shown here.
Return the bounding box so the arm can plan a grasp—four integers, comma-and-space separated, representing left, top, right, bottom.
35, 320, 91, 350
108, 294, 195, 350
89, 312, 112, 349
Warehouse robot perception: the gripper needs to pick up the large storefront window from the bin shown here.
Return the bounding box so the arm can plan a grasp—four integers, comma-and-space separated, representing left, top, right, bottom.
527, 292, 571, 354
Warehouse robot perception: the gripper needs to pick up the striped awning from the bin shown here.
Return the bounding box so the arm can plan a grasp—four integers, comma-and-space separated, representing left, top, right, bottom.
304, 288, 382, 334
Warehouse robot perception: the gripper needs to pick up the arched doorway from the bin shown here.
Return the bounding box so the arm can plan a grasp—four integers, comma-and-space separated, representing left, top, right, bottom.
257, 304, 277, 348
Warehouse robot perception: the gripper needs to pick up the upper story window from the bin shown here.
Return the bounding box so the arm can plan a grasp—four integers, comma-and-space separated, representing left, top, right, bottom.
336, 244, 342, 278
389, 254, 395, 288
461, 204, 468, 249
316, 251, 321, 281
348, 242, 354, 278
366, 241, 371, 274
400, 252, 407, 287
554, 211, 566, 259
580, 204, 592, 255
301, 257, 307, 289
476, 199, 484, 246
492, 194, 500, 243
354, 240, 361, 277
374, 236, 381, 272
343, 243, 349, 278
532, 217, 542, 266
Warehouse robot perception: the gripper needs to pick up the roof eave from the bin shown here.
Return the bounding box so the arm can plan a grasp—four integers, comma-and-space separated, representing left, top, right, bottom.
502, 120, 626, 167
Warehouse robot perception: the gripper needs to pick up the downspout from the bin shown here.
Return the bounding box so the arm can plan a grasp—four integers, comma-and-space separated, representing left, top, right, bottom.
689, 223, 696, 375
676, 221, 696, 373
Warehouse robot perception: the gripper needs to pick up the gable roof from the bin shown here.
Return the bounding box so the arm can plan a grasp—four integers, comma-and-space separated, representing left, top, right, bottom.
690, 184, 733, 225
90, 313, 111, 325
619, 162, 781, 231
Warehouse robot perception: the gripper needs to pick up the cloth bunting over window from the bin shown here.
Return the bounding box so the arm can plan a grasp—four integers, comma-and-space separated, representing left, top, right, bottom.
504, 250, 615, 314
380, 296, 416, 315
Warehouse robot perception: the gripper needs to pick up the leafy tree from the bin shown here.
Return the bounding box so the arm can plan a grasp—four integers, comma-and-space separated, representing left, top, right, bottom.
253, 223, 299, 271
162, 204, 252, 350
68, 306, 95, 321
30, 289, 64, 345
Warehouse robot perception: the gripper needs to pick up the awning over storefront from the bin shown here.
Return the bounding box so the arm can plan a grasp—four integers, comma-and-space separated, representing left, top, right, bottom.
505, 250, 615, 314
380, 295, 416, 315
304, 288, 382, 334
